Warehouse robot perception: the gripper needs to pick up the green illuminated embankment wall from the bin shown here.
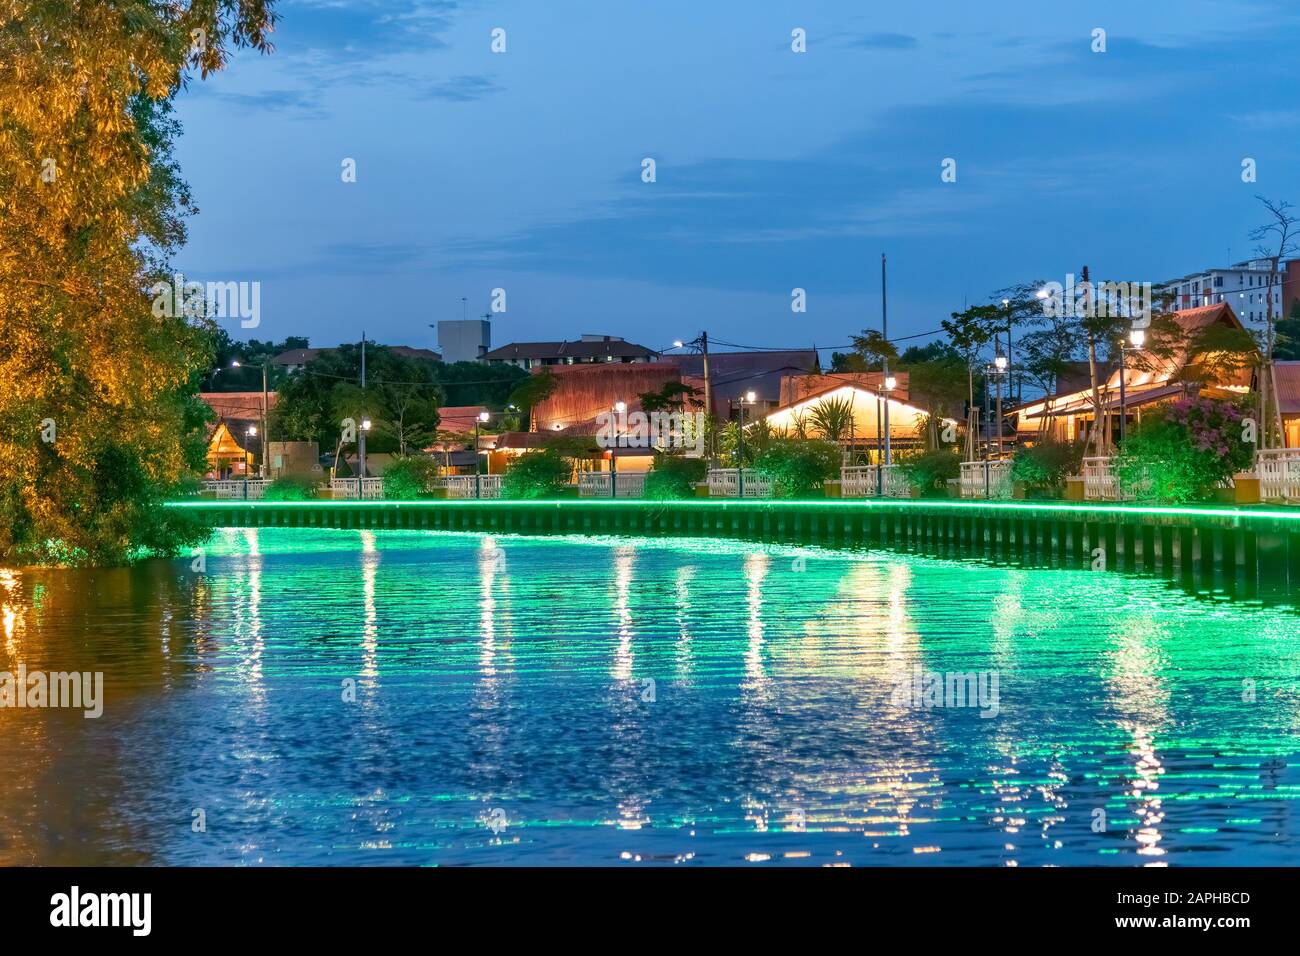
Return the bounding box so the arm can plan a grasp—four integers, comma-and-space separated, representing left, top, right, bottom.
166, 498, 1300, 602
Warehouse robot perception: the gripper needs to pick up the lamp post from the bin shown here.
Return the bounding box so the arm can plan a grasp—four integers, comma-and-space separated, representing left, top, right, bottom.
243, 425, 257, 498
209, 358, 240, 390
736, 390, 756, 497
880, 376, 895, 494
993, 353, 1008, 457
1118, 326, 1145, 443
475, 410, 490, 498
611, 400, 626, 498
359, 418, 371, 496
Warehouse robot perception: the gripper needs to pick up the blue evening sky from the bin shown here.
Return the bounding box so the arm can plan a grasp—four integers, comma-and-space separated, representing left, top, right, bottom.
173, 0, 1300, 356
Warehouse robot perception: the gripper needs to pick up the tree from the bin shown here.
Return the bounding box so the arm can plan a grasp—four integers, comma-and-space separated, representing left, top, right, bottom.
434, 361, 529, 407
901, 352, 967, 449
638, 380, 702, 413
272, 345, 445, 456
507, 368, 559, 428
0, 1, 278, 565
941, 305, 999, 457
1248, 196, 1299, 446
806, 395, 857, 444
1275, 303, 1300, 361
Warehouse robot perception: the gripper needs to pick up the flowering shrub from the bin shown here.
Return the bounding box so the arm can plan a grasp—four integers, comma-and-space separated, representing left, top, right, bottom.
1114, 397, 1253, 503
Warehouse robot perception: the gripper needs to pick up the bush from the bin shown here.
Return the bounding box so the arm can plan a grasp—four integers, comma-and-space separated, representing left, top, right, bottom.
899, 448, 959, 497
753, 439, 841, 499
382, 456, 442, 500
644, 453, 706, 500
1010, 439, 1083, 490
502, 449, 572, 499
1114, 398, 1253, 503
263, 475, 319, 501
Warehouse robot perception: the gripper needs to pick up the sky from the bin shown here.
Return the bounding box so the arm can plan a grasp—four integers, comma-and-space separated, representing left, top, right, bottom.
172, 0, 1300, 359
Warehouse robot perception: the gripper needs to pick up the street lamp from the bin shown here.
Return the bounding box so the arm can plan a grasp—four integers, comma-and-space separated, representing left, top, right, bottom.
208, 358, 240, 389
1117, 327, 1145, 443
991, 353, 1008, 456
475, 410, 490, 499
880, 375, 896, 468
610, 401, 627, 498
243, 425, 257, 497
736, 391, 757, 498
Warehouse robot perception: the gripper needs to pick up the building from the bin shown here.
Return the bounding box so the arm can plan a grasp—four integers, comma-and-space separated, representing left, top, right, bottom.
1157, 258, 1295, 324
481, 334, 659, 369
436, 319, 491, 364
1275, 362, 1300, 447
270, 344, 441, 374
482, 363, 686, 477
763, 377, 940, 457
198, 391, 277, 477
668, 349, 820, 419
1286, 259, 1300, 318
1012, 302, 1253, 445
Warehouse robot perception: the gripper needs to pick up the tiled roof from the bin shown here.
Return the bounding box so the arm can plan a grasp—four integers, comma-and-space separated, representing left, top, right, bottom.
198, 391, 277, 423
1275, 362, 1300, 415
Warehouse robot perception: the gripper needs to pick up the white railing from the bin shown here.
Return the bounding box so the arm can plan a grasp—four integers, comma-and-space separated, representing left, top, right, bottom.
579, 472, 647, 498
841, 465, 910, 498
1082, 456, 1119, 501
442, 475, 503, 499
960, 460, 1013, 499
1083, 456, 1164, 501
330, 477, 386, 500
203, 479, 267, 500
707, 468, 772, 498
1255, 448, 1300, 501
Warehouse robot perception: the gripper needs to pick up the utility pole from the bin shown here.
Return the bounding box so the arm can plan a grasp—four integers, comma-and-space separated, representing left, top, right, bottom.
261, 358, 269, 478
881, 253, 891, 465
700, 331, 713, 462
358, 332, 367, 484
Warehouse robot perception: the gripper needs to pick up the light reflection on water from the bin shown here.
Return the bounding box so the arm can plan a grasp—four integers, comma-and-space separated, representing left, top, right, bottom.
1, 527, 1298, 866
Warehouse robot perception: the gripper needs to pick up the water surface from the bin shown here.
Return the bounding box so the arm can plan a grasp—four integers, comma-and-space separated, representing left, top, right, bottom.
2, 528, 1298, 866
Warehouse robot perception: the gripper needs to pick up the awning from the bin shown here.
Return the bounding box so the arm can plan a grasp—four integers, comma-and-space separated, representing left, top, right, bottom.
1020, 383, 1186, 419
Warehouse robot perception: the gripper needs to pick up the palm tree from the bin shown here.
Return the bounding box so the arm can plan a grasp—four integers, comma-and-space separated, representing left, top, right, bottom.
807, 395, 856, 443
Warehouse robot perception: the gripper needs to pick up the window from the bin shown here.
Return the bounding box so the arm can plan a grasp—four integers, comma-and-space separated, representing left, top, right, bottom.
1214, 276, 1223, 287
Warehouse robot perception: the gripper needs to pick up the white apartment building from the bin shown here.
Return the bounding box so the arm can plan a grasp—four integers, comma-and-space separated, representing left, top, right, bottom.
1157, 258, 1290, 324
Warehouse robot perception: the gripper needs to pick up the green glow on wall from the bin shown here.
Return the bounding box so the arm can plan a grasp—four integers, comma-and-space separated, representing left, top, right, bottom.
162, 498, 1300, 523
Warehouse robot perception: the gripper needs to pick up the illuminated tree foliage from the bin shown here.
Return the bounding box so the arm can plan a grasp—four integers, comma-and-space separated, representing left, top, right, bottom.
0, 1, 276, 564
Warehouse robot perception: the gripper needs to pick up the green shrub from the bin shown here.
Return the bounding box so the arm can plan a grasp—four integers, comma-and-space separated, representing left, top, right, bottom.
899, 448, 959, 497
1010, 439, 1082, 490
502, 449, 572, 499
753, 439, 841, 499
1114, 398, 1253, 503
263, 475, 319, 501
382, 456, 442, 500
644, 454, 706, 499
